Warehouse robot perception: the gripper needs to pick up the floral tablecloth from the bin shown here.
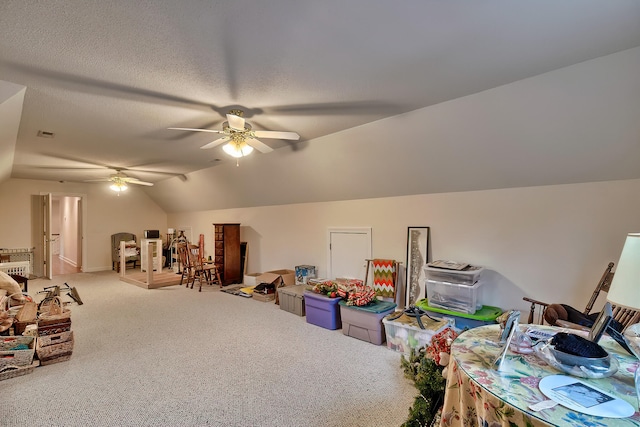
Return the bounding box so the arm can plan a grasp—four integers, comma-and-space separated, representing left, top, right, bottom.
440, 325, 640, 427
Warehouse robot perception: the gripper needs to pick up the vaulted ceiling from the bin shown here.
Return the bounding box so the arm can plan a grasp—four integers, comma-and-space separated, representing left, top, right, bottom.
1, 1, 639, 212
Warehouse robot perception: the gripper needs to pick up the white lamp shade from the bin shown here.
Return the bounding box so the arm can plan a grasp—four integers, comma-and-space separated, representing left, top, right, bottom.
223, 141, 253, 158
110, 182, 128, 192
607, 233, 640, 310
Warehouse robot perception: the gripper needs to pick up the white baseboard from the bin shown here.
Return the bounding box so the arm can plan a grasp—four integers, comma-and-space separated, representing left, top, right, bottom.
59, 255, 77, 267
82, 266, 114, 273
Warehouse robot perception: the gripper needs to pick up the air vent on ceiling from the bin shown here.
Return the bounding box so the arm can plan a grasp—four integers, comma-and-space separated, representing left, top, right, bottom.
37, 130, 55, 138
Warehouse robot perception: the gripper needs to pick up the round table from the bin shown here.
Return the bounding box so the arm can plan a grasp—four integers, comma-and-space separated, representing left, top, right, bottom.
440, 324, 640, 426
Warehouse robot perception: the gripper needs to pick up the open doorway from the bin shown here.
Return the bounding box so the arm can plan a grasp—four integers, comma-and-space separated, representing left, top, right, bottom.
51, 195, 83, 276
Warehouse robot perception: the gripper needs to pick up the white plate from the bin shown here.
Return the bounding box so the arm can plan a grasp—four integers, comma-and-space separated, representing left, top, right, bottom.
539, 375, 634, 418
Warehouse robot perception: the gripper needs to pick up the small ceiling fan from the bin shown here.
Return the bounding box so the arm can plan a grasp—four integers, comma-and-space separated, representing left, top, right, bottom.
169, 109, 300, 161
85, 170, 153, 193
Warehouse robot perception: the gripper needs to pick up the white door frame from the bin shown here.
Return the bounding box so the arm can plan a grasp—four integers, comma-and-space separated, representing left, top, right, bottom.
38, 192, 87, 276
327, 227, 372, 279
42, 193, 52, 279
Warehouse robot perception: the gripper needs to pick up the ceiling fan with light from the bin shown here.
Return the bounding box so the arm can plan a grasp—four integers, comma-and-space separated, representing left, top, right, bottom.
85, 170, 153, 193
169, 109, 300, 164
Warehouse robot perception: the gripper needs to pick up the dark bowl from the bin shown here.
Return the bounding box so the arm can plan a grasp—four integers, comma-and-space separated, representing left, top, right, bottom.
549, 346, 611, 369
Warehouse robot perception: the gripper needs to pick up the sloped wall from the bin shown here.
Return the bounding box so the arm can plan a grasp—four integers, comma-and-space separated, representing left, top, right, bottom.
0, 81, 25, 183
147, 47, 640, 213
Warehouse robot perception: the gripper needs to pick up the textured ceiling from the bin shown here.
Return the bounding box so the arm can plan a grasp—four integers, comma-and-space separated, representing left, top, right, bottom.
1, 1, 640, 211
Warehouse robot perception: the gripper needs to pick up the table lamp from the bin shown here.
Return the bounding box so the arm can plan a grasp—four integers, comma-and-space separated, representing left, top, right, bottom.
607, 233, 640, 406
607, 233, 640, 313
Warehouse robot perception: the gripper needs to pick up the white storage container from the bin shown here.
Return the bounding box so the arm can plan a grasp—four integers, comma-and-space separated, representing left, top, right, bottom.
140, 238, 162, 272
426, 279, 483, 314
424, 265, 484, 285
383, 313, 453, 354
243, 273, 262, 287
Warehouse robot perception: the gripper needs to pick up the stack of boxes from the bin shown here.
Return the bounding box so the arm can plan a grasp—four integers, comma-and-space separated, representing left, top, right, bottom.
0, 335, 36, 380
35, 330, 74, 366
239, 261, 499, 346
417, 261, 502, 330
424, 263, 485, 314
35, 298, 74, 365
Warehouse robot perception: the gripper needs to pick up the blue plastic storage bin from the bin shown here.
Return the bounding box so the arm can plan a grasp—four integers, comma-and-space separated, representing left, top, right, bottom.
304, 290, 342, 330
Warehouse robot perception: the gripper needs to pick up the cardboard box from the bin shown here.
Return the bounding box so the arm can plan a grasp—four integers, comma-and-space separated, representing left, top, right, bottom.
257, 269, 296, 287
295, 265, 317, 285
257, 269, 295, 303
252, 292, 276, 303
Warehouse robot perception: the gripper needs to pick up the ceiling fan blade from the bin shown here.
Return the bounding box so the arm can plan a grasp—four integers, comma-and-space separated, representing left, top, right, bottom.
226, 113, 245, 131
253, 130, 300, 140
34, 166, 107, 171
245, 138, 273, 154
168, 127, 224, 134
84, 178, 111, 182
125, 179, 154, 187
200, 136, 230, 150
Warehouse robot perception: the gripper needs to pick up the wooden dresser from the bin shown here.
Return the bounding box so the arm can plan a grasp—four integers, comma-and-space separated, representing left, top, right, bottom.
213, 223, 241, 285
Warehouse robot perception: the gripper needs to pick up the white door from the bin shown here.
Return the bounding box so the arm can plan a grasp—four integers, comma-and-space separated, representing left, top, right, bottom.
327, 227, 372, 280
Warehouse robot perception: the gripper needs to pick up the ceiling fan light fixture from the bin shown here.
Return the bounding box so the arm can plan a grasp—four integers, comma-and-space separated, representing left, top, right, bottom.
110, 182, 128, 192
223, 141, 253, 158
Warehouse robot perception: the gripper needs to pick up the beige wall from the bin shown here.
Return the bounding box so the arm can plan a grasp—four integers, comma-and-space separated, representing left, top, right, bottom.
3, 176, 638, 315
167, 178, 640, 314
0, 178, 168, 272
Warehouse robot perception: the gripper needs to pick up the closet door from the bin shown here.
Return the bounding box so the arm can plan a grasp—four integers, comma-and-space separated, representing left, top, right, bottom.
327, 227, 371, 281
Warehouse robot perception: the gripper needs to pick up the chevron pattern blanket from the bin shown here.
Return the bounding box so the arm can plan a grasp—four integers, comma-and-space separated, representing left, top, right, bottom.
372, 259, 396, 298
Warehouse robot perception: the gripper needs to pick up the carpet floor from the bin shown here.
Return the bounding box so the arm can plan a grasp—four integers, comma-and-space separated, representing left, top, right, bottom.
1, 271, 416, 426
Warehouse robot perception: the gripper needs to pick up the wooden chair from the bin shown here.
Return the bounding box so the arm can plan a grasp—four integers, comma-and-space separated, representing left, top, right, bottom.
187, 244, 221, 292
176, 243, 194, 287
523, 262, 640, 330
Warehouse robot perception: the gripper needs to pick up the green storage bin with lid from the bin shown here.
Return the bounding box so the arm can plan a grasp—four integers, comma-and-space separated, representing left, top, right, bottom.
415, 299, 502, 330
